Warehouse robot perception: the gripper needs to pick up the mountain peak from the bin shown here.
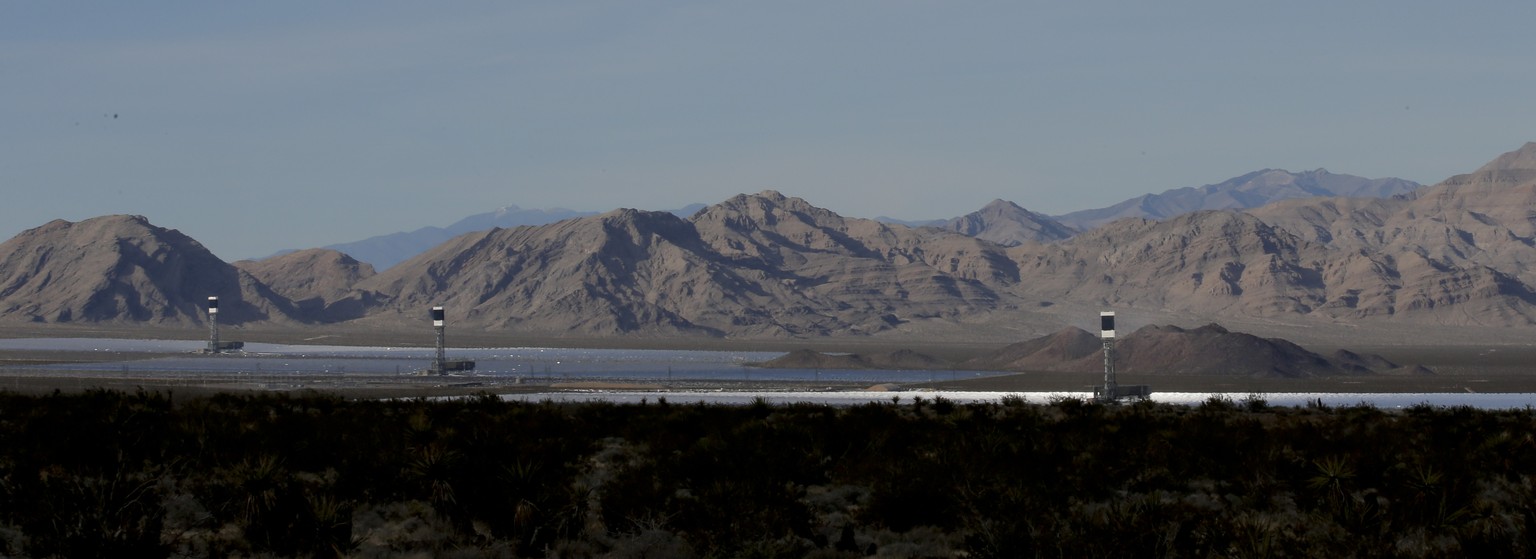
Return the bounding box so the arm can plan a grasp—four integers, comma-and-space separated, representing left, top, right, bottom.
750, 190, 789, 203
1473, 141, 1536, 174
1441, 141, 1536, 188
490, 205, 524, 217
943, 199, 1074, 246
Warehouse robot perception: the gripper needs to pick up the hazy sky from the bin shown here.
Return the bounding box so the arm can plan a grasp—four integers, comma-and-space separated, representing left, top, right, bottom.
5, 2, 1534, 260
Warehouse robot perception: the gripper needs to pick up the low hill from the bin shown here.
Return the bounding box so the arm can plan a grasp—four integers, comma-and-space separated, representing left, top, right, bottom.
965, 323, 1416, 377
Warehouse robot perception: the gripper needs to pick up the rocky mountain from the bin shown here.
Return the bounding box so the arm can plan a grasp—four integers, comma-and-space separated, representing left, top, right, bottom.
317, 203, 709, 271
965, 324, 1414, 377
1009, 210, 1338, 317
355, 191, 1021, 336
233, 249, 377, 322
0, 215, 296, 325
1240, 142, 1536, 325
941, 199, 1076, 246
267, 142, 1536, 334
1054, 169, 1422, 231
1008, 205, 1536, 326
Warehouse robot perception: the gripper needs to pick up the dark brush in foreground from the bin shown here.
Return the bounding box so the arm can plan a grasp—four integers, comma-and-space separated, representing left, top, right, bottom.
1, 389, 1532, 558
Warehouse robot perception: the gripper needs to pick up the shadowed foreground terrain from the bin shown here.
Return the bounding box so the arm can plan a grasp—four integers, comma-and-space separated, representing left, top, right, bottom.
2, 390, 1535, 558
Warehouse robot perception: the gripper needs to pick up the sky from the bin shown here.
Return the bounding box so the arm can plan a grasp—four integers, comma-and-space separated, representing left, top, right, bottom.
4, 2, 1535, 260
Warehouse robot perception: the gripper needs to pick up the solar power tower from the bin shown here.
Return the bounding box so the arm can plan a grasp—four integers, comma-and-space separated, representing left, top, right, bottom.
429, 306, 475, 375
203, 297, 244, 353
1093, 311, 1150, 403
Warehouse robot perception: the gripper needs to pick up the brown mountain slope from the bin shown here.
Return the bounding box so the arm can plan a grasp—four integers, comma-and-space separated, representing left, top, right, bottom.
1253, 143, 1536, 269
1399, 142, 1536, 280
358, 209, 753, 335
1240, 143, 1536, 325
358, 193, 1022, 337
1008, 210, 1335, 317
693, 190, 1020, 285
1012, 196, 1536, 327
234, 248, 378, 321
0, 215, 296, 325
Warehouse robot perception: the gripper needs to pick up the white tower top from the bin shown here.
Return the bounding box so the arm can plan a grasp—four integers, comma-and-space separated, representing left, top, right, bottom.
1100, 311, 1115, 339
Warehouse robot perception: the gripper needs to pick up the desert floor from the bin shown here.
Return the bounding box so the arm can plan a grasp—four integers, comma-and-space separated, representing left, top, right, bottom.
0, 322, 1532, 397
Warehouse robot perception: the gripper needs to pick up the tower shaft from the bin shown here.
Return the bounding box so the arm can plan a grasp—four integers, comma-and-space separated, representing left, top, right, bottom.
207, 296, 220, 353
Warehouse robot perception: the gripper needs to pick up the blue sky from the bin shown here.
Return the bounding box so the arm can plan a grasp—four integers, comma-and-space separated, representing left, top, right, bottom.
4, 2, 1534, 260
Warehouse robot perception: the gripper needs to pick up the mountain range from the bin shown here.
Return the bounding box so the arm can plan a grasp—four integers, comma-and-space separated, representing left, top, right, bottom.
1051, 168, 1422, 231
4, 142, 1535, 347
318, 170, 1419, 269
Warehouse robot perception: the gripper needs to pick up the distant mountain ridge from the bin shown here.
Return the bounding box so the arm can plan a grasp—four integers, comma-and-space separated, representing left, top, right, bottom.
1053, 168, 1422, 231
299, 170, 1417, 270
873, 168, 1417, 248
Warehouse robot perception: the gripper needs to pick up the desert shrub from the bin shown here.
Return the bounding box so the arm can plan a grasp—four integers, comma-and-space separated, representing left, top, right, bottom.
3, 390, 1536, 556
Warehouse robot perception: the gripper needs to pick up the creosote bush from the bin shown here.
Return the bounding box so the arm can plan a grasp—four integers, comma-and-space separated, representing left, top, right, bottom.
1, 389, 1535, 557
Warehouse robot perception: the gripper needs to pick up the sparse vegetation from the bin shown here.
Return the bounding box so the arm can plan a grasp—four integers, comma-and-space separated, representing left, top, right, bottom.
2, 389, 1535, 557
